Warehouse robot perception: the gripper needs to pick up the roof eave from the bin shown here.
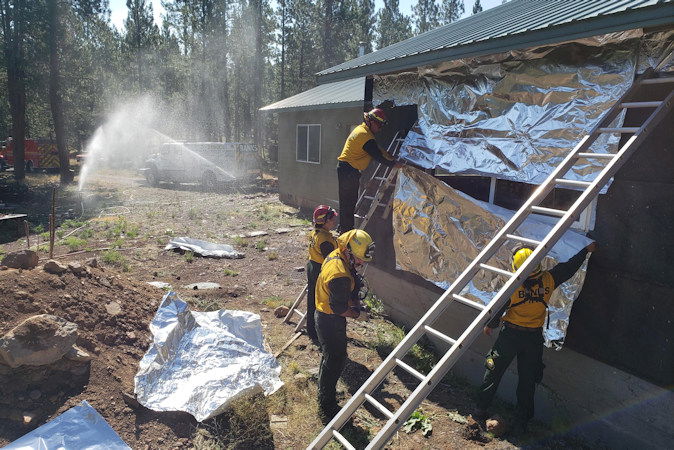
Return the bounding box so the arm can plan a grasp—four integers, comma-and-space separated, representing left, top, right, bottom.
259, 100, 363, 113
316, 4, 674, 84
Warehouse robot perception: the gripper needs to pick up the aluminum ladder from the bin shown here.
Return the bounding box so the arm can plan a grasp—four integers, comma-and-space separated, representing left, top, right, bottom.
308, 68, 674, 449
283, 132, 407, 332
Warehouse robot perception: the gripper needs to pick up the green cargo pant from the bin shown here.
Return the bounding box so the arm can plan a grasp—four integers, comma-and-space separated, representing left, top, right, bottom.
476, 325, 545, 422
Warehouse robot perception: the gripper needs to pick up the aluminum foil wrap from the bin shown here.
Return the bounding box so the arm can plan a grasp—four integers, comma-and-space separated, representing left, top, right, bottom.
165, 237, 244, 258
393, 166, 592, 349
5, 401, 130, 449
375, 30, 673, 187
135, 291, 283, 421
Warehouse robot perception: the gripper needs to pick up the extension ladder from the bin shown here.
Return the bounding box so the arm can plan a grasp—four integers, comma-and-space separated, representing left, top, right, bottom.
308, 67, 674, 449
283, 132, 407, 331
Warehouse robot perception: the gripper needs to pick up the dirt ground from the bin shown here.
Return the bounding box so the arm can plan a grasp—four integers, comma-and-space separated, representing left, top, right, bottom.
0, 170, 594, 449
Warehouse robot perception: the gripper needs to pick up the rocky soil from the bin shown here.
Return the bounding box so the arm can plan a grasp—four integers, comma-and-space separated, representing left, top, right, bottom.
0, 171, 593, 449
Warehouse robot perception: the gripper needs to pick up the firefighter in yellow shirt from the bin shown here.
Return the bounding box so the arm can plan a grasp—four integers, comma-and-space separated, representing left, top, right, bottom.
336, 108, 403, 232
305, 205, 339, 341
476, 242, 597, 433
314, 229, 374, 423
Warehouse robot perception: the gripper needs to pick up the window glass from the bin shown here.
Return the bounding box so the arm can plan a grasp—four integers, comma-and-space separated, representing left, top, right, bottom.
308, 125, 320, 163
296, 125, 308, 161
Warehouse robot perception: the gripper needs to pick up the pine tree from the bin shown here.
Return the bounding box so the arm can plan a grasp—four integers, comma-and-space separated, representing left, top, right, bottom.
472, 0, 483, 14
124, 0, 158, 90
439, 0, 464, 25
375, 0, 412, 49
412, 0, 440, 34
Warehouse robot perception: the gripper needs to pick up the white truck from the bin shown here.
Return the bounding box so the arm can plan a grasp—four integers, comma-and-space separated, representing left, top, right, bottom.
141, 142, 259, 190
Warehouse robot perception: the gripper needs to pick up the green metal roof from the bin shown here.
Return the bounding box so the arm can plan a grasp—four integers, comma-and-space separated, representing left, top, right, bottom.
260, 77, 364, 112
317, 0, 674, 83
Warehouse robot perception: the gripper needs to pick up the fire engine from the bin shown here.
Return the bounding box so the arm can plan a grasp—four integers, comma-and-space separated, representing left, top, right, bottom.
0, 138, 60, 172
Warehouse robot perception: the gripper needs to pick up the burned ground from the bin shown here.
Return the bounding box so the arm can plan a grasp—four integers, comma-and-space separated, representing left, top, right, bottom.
0, 171, 593, 449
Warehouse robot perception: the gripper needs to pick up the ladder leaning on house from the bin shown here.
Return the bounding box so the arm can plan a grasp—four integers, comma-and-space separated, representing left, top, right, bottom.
282, 132, 407, 332
308, 64, 674, 449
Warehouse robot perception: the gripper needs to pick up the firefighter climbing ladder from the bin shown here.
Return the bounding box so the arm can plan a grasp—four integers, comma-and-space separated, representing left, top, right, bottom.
282, 132, 406, 332
308, 66, 674, 449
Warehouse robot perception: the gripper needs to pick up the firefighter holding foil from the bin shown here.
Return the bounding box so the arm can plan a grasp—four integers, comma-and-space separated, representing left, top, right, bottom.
336, 108, 403, 232
475, 241, 597, 434
314, 229, 373, 423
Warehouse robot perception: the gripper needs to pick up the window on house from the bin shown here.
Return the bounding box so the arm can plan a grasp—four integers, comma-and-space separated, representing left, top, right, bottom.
434, 170, 597, 232
296, 124, 321, 163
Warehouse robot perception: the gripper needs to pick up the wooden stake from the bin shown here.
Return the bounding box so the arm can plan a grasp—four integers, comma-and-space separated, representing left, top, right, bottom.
23, 220, 30, 248
49, 188, 56, 259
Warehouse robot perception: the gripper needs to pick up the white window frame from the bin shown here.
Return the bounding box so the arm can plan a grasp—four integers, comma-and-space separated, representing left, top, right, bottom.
434, 171, 598, 232
296, 124, 321, 164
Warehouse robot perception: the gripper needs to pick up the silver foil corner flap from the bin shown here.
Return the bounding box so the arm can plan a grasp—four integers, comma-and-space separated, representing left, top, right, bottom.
392, 166, 591, 349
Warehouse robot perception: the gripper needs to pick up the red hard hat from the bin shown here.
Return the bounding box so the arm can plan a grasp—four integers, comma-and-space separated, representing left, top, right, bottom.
313, 205, 338, 225
365, 108, 388, 125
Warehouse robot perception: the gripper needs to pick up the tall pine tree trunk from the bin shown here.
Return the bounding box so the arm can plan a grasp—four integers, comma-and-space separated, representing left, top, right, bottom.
48, 0, 72, 184
0, 0, 26, 181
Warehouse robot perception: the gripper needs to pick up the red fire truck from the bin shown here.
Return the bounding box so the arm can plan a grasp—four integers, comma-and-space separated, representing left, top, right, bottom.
0, 138, 60, 172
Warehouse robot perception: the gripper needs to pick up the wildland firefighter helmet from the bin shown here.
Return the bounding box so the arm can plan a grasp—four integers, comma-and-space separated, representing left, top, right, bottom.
312, 204, 337, 225
339, 229, 374, 262
512, 247, 542, 275
364, 108, 388, 126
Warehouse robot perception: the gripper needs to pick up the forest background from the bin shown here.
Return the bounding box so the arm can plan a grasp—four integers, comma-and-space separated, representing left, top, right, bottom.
0, 0, 496, 182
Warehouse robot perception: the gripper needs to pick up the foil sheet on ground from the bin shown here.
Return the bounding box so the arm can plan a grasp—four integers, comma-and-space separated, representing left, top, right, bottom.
134, 291, 283, 421
165, 237, 244, 258
375, 30, 672, 188
392, 167, 592, 349
5, 401, 130, 449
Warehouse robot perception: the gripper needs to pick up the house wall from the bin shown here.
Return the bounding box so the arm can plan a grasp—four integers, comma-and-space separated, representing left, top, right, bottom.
277, 107, 363, 211
565, 85, 674, 385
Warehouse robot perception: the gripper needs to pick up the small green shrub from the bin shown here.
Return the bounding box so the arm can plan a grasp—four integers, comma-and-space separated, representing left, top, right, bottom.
61, 219, 86, 229
79, 227, 94, 239
402, 409, 432, 437
267, 252, 278, 261
184, 251, 194, 263
254, 239, 267, 251
233, 236, 248, 247
32, 224, 45, 234
101, 250, 129, 271
63, 236, 87, 252
261, 296, 289, 308
223, 269, 239, 277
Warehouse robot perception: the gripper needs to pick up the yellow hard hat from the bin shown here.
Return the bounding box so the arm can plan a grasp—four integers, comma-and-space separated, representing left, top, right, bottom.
338, 229, 374, 262
512, 247, 541, 274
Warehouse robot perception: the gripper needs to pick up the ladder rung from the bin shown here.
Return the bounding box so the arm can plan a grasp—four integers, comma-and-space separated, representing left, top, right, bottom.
364, 394, 394, 419
506, 234, 542, 247
294, 310, 305, 318
555, 178, 592, 188
395, 358, 425, 381
531, 205, 566, 217
363, 195, 375, 200
374, 177, 386, 181
424, 325, 456, 346
451, 294, 486, 311
640, 77, 674, 85
620, 101, 662, 108
577, 152, 615, 160
332, 430, 355, 450
597, 127, 640, 134
479, 263, 513, 277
